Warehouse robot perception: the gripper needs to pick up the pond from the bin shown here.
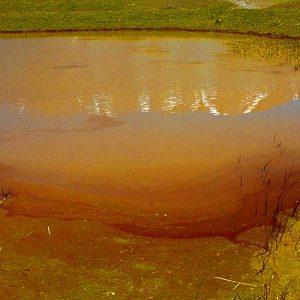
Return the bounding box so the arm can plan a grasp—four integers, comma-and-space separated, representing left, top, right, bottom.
0, 31, 299, 299
0, 31, 300, 300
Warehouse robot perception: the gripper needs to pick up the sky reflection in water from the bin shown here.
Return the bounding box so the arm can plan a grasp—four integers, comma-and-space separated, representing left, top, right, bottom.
0, 34, 299, 123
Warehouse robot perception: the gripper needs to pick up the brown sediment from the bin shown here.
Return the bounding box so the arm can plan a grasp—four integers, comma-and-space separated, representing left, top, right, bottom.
108, 168, 300, 240
1, 157, 299, 241
107, 195, 299, 240
49, 64, 87, 69
84, 115, 124, 129
1, 28, 300, 41
2, 187, 299, 241
0, 116, 124, 133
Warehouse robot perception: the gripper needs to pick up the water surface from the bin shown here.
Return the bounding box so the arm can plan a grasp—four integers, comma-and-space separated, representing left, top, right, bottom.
0, 32, 299, 238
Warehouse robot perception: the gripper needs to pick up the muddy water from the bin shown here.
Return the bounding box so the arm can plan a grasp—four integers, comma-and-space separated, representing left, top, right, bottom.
0, 32, 300, 239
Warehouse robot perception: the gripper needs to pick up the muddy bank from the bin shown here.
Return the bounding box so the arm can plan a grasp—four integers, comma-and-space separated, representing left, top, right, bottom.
1, 28, 300, 41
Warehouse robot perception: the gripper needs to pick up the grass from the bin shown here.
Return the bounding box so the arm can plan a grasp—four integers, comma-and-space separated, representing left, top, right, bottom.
251, 219, 300, 299
0, 1, 300, 37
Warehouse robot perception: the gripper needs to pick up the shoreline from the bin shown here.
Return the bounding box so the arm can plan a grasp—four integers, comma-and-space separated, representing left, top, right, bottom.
1, 27, 300, 41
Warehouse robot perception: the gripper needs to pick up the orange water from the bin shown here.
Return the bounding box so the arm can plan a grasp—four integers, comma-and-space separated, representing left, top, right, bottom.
0, 33, 299, 238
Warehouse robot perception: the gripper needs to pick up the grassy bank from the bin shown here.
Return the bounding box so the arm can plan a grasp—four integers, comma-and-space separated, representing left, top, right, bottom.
0, 1, 300, 37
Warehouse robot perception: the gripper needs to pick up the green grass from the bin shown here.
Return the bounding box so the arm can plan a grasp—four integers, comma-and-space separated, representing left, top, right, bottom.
0, 0, 300, 37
